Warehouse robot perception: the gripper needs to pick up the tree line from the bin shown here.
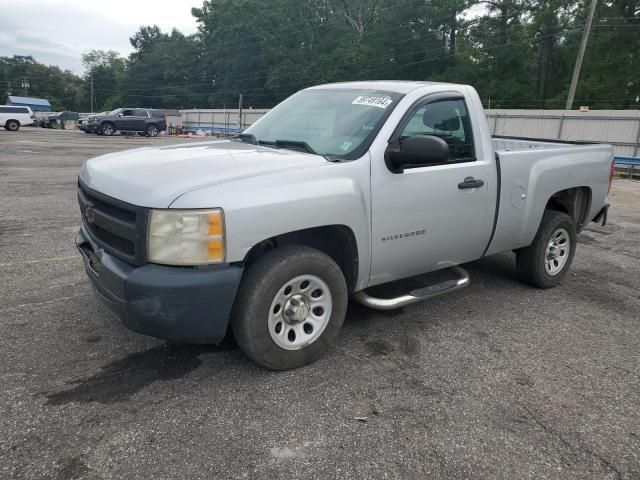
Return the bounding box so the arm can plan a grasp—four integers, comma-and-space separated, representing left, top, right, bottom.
2, 0, 639, 112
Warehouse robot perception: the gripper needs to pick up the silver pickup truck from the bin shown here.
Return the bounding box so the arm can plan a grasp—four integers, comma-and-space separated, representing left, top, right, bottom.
76, 81, 613, 369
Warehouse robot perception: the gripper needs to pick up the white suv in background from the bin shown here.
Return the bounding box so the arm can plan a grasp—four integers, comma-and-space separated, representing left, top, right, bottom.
0, 105, 35, 131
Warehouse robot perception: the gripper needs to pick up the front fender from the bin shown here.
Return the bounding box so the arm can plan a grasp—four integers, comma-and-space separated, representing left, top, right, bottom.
170, 156, 372, 290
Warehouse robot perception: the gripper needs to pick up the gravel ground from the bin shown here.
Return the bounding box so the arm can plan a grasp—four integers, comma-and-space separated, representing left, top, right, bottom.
1, 128, 639, 480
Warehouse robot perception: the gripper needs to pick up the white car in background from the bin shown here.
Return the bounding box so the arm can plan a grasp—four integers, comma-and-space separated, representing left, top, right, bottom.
0, 105, 35, 131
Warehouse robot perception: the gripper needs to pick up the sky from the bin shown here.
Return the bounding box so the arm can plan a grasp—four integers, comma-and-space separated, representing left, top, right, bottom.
0, 0, 204, 74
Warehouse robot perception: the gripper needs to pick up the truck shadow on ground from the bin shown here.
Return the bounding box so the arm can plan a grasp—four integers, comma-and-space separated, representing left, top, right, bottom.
45, 341, 236, 406
45, 255, 521, 407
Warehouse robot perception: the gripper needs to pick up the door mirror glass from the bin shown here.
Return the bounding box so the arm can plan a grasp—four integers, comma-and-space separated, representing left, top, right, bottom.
386, 135, 450, 172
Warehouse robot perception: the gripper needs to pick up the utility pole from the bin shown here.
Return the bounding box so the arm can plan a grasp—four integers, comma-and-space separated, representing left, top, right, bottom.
21, 76, 30, 96
90, 67, 95, 113
565, 0, 597, 110
238, 92, 243, 130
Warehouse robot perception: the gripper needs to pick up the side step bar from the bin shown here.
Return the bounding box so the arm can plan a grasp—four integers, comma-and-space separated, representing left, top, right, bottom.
353, 266, 470, 311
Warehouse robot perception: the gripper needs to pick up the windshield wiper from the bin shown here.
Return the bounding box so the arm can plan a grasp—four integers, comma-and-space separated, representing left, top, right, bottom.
236, 135, 326, 158
274, 139, 317, 155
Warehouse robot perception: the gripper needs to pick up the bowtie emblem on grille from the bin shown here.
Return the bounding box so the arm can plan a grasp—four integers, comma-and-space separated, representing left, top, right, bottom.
85, 205, 96, 224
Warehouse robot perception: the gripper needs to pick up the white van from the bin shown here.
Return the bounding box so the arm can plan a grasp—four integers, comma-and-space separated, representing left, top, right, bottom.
0, 105, 35, 131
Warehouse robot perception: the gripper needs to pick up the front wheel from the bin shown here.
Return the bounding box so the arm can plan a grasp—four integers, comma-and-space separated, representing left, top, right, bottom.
516, 210, 576, 288
5, 120, 20, 131
100, 123, 115, 136
231, 245, 348, 370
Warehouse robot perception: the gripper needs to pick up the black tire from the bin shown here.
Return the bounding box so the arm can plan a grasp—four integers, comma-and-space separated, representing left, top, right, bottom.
231, 245, 348, 370
145, 124, 159, 137
5, 120, 20, 131
516, 210, 576, 288
100, 122, 115, 136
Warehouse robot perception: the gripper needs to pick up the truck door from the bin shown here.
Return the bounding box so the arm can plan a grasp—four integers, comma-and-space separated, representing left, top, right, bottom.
369, 94, 494, 285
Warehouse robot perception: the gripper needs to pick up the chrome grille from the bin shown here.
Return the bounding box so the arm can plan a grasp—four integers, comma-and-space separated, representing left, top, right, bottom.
78, 181, 148, 265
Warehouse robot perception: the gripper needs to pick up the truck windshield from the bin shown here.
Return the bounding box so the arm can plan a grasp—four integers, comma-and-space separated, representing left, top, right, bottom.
243, 88, 403, 159
107, 108, 122, 116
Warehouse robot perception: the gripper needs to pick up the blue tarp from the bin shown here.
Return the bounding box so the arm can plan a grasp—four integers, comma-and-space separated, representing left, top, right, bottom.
614, 156, 640, 166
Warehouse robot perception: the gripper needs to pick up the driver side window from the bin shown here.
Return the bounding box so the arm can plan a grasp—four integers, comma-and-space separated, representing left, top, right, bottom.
400, 98, 475, 162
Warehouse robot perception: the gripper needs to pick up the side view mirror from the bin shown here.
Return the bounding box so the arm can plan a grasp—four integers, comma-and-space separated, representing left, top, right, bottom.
385, 135, 449, 173
117, 113, 123, 117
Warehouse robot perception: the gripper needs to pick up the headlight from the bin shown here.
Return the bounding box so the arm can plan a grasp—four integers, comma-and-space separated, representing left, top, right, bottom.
148, 209, 225, 265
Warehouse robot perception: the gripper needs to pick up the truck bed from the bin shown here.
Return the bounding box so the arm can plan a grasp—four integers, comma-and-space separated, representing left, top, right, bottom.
492, 135, 594, 153
485, 135, 613, 257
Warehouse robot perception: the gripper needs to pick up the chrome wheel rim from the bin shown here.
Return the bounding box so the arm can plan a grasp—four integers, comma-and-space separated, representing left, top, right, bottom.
545, 228, 570, 275
103, 124, 113, 135
148, 126, 158, 136
268, 274, 332, 351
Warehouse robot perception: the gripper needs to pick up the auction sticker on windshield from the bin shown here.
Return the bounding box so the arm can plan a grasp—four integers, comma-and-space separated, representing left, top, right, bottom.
352, 95, 393, 109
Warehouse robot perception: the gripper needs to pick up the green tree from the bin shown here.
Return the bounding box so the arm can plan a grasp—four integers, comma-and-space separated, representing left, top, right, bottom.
121, 27, 204, 108
0, 55, 82, 110
79, 50, 127, 111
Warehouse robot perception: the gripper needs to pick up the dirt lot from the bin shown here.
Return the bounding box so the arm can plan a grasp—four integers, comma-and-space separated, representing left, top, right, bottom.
1, 128, 639, 479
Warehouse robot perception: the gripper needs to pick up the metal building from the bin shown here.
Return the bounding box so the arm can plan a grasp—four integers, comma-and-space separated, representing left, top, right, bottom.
6, 95, 52, 112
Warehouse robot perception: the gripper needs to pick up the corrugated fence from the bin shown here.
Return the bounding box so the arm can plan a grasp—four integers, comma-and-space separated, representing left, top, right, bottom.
180, 109, 270, 134
486, 109, 640, 158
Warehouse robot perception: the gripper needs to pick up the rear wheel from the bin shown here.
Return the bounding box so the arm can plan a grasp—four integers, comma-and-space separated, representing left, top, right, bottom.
516, 210, 576, 288
145, 124, 159, 137
231, 245, 348, 370
100, 122, 115, 136
5, 120, 20, 131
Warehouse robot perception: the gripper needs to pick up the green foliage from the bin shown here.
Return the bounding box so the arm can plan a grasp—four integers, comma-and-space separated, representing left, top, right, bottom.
0, 55, 81, 110
2, 0, 639, 111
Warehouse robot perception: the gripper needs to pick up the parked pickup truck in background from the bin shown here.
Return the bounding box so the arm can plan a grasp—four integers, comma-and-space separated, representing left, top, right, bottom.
39, 111, 79, 128
75, 81, 613, 370
0, 105, 35, 131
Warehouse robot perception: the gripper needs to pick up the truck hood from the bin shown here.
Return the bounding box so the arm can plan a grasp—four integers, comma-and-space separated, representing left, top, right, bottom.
79, 139, 329, 207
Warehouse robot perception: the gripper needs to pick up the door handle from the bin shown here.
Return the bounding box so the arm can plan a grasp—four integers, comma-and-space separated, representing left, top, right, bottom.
458, 177, 484, 189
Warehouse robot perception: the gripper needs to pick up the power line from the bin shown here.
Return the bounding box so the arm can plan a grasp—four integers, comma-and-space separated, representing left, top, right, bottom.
97, 27, 583, 102
189, 0, 485, 59
98, 26, 568, 96
94, 14, 639, 95
112, 9, 638, 81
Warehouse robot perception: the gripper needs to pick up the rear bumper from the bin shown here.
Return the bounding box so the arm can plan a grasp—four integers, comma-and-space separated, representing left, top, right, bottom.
76, 225, 243, 343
